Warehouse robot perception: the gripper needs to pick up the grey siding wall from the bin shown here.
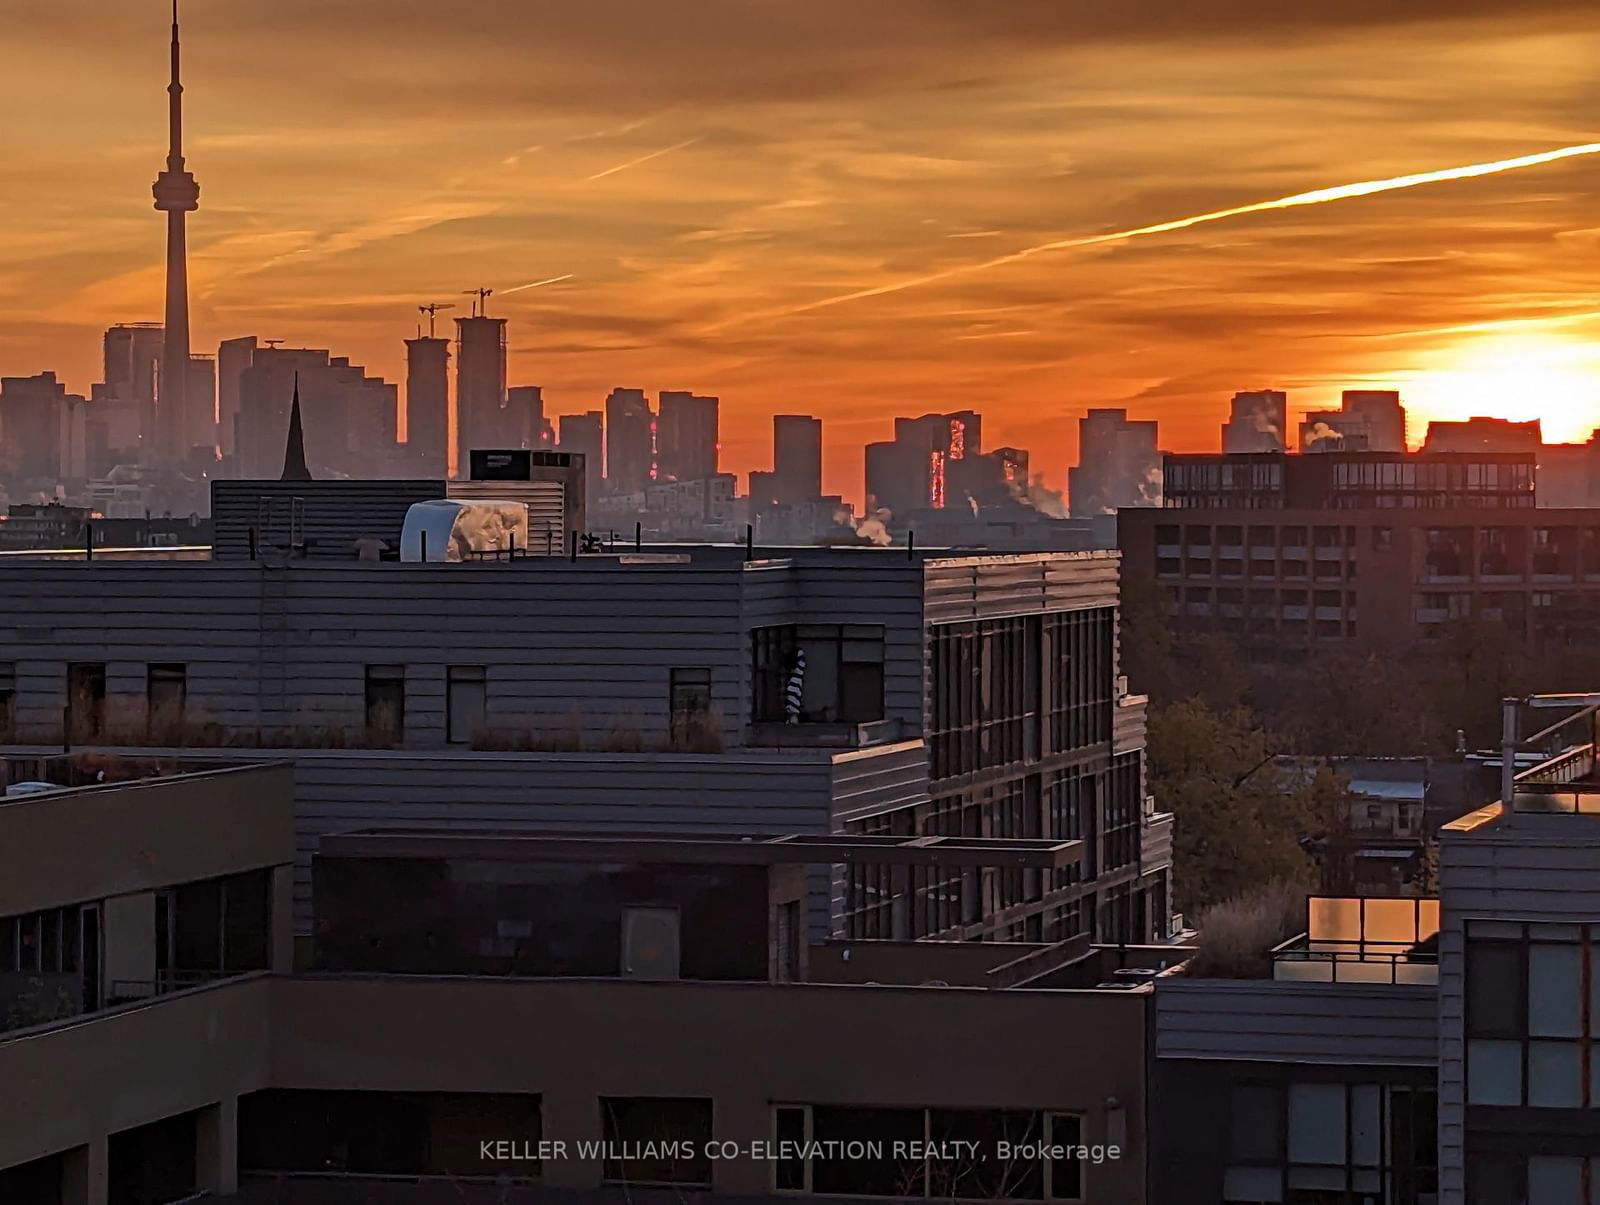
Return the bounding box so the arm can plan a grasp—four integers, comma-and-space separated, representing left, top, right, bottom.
790, 563, 925, 736
0, 561, 751, 748
212, 480, 442, 558
1155, 978, 1438, 1065
1436, 817, 1600, 1205
16, 745, 853, 934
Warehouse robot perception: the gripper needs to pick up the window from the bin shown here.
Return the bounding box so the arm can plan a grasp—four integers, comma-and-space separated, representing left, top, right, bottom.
364, 665, 405, 746
239, 1089, 542, 1180
771, 1106, 1084, 1201
751, 625, 885, 726
929, 613, 1069, 780
0, 662, 13, 743
776, 900, 801, 983
446, 666, 486, 745
1466, 921, 1600, 1108
669, 667, 713, 748
66, 662, 106, 743
1224, 1083, 1436, 1204
600, 1098, 713, 1186
147, 663, 187, 737
160, 869, 272, 987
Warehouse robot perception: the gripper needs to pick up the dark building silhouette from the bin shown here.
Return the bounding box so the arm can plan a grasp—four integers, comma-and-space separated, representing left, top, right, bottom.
216, 335, 257, 459
1423, 416, 1543, 453
0, 371, 81, 484
236, 348, 397, 479
151, 1, 200, 469
772, 413, 822, 503
453, 315, 507, 477
656, 390, 719, 482
559, 410, 603, 516
1069, 408, 1161, 515
403, 335, 449, 475
504, 385, 549, 450
1221, 389, 1287, 453
184, 353, 216, 456
604, 387, 653, 494
1111, 450, 1600, 654
1300, 389, 1408, 453
101, 323, 163, 459
866, 411, 982, 515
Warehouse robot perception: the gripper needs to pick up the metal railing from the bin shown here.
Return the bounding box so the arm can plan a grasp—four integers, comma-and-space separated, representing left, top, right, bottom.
106, 968, 238, 1004
1271, 937, 1438, 985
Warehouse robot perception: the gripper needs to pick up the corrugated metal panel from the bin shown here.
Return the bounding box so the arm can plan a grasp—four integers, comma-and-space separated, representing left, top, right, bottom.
922, 552, 1121, 624
212, 480, 443, 559
1114, 695, 1148, 754
830, 740, 931, 826
1155, 978, 1438, 1065
1141, 812, 1173, 873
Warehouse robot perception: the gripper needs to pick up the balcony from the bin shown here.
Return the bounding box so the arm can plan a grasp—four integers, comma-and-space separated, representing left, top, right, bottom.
746, 717, 903, 749
1271, 896, 1439, 986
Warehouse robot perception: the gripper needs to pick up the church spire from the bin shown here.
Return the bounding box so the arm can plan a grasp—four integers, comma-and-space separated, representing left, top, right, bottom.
281, 375, 311, 481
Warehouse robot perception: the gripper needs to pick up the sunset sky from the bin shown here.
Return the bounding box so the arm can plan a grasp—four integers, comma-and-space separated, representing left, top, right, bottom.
5, 0, 1600, 502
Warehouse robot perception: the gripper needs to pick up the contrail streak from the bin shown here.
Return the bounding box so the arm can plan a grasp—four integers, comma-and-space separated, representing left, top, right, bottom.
501, 274, 574, 295
585, 137, 701, 182
743, 141, 1600, 324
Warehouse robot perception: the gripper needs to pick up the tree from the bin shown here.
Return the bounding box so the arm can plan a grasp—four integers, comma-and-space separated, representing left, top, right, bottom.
1119, 573, 1248, 711
1146, 698, 1316, 913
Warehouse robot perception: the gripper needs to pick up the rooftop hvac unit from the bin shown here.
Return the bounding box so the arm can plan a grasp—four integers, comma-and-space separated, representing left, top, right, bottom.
621, 907, 681, 981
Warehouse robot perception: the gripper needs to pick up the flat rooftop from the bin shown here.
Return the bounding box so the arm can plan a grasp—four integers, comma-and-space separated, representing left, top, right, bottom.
318, 828, 1085, 869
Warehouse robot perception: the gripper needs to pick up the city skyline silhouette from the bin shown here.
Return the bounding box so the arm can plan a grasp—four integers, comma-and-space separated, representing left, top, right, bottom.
4, 1, 1600, 498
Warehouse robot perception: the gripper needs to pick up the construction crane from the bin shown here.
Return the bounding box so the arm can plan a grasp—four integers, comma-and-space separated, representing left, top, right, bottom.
417, 302, 455, 338
462, 287, 494, 318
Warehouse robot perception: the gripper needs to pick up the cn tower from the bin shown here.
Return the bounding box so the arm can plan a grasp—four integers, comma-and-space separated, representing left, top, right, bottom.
151, 0, 199, 466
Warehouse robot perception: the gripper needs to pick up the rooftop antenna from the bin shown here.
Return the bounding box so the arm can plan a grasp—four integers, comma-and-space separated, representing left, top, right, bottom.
418, 302, 455, 338
462, 287, 494, 318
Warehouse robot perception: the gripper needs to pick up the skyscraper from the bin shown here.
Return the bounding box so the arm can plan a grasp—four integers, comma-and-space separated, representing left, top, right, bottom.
102, 323, 163, 460
1299, 389, 1408, 453
1221, 390, 1287, 453
0, 372, 83, 484
558, 411, 604, 517
506, 386, 547, 450
184, 354, 217, 455
454, 316, 507, 477
404, 336, 449, 474
216, 336, 257, 459
772, 414, 822, 503
866, 411, 983, 513
236, 347, 397, 479
151, 1, 200, 468
604, 388, 654, 494
1068, 408, 1161, 515
656, 391, 719, 482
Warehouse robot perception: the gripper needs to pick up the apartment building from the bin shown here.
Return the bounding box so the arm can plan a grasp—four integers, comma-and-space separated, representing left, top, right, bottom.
0, 759, 1160, 1204
0, 756, 293, 1205
1119, 451, 1600, 652
0, 545, 1172, 952
1149, 693, 1600, 1205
